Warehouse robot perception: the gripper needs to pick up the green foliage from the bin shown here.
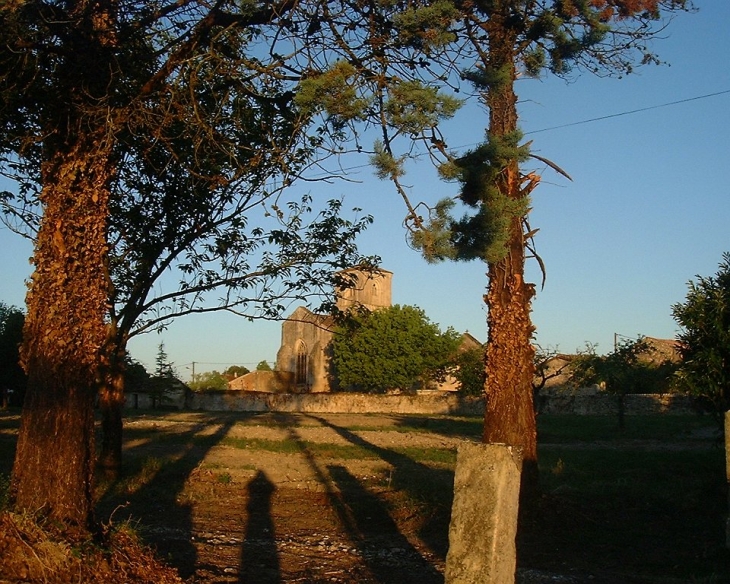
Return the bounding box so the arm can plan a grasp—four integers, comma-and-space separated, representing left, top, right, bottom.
408, 198, 457, 263
461, 65, 513, 92
371, 140, 406, 181
384, 81, 462, 136
451, 346, 486, 397
415, 132, 532, 264
294, 61, 369, 123
223, 365, 249, 379
672, 253, 730, 414
123, 356, 150, 392
0, 302, 25, 403
569, 337, 678, 395
189, 370, 229, 392
255, 360, 272, 372
148, 342, 179, 404
154, 342, 174, 379
331, 305, 461, 392
391, 1, 459, 51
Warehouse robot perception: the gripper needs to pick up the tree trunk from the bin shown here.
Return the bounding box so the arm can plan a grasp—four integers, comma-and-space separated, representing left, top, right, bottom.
480, 14, 540, 495
98, 338, 126, 480
483, 239, 538, 490
11, 136, 113, 529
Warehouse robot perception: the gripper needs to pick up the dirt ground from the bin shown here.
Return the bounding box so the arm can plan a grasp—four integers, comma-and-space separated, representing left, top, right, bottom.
3, 410, 727, 583
98, 412, 461, 584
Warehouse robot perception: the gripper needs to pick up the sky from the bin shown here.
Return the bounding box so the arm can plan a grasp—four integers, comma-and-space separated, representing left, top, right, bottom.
1, 3, 729, 379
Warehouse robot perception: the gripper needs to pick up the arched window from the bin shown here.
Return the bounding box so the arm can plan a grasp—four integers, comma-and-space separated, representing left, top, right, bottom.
295, 341, 308, 386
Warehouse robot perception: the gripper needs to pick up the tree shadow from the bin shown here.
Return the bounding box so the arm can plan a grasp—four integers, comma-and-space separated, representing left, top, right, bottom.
308, 415, 454, 560
97, 415, 236, 580
239, 470, 281, 584
269, 412, 449, 582
327, 463, 443, 584
389, 414, 482, 441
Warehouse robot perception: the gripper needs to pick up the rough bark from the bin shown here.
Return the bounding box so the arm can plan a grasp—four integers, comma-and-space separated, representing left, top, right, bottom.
480, 11, 539, 494
98, 338, 126, 480
10, 136, 113, 528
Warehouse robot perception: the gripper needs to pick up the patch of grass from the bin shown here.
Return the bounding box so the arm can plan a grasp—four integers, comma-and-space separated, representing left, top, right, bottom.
221, 434, 458, 465
221, 435, 379, 459
216, 472, 232, 485
539, 446, 723, 502
529, 428, 728, 581
391, 415, 483, 438
392, 446, 457, 465
537, 413, 718, 443
109, 456, 166, 496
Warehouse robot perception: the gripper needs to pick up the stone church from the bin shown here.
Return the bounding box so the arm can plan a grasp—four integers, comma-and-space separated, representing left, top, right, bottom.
274, 268, 393, 392
228, 266, 480, 393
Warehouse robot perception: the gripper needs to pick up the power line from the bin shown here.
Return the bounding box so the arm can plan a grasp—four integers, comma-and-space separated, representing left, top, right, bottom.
306, 88, 730, 178
525, 89, 730, 135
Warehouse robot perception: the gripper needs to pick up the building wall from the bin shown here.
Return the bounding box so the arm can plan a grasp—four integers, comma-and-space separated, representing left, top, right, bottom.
335, 268, 393, 312
275, 268, 394, 393
275, 306, 333, 392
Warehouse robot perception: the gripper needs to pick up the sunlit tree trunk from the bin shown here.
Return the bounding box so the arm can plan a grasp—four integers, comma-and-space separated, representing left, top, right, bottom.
11, 134, 114, 528
9, 0, 119, 528
480, 13, 539, 495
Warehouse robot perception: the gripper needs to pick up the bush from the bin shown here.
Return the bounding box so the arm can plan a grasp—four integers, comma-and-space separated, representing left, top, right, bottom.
452, 346, 485, 396
673, 252, 730, 415
331, 304, 461, 392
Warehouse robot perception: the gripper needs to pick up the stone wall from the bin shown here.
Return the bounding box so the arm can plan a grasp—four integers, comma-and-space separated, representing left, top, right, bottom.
125, 388, 696, 416
536, 387, 696, 416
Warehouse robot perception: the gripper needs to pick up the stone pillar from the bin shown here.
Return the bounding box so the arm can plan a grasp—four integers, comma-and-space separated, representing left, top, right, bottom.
725, 411, 730, 549
445, 442, 523, 584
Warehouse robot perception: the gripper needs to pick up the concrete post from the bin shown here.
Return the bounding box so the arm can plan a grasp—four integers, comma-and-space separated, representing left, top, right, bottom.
445, 442, 523, 584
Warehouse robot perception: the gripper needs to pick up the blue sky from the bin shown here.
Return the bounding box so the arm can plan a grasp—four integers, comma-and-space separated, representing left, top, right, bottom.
1, 3, 729, 378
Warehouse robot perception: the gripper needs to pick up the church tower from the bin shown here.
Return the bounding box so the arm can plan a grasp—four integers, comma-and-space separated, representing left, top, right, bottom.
335, 268, 392, 313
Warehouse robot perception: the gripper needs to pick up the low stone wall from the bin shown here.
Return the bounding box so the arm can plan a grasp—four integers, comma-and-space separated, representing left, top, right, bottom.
185, 390, 485, 415
123, 388, 698, 416
536, 389, 696, 416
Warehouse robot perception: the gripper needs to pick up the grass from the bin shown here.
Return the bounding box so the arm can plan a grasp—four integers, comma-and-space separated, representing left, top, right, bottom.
220, 434, 458, 464
537, 413, 720, 443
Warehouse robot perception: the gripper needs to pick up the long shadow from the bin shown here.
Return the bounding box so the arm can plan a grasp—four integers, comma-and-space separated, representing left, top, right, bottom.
97, 414, 236, 580
270, 413, 445, 583
239, 470, 281, 584
327, 464, 443, 584
309, 415, 454, 560
389, 414, 482, 441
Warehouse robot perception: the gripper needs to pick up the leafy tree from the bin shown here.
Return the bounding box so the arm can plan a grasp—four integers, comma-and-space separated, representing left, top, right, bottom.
223, 365, 250, 381
146, 342, 179, 407
189, 371, 229, 392
331, 305, 461, 392
0, 1, 378, 524
569, 337, 677, 427
332, 0, 693, 493
122, 357, 150, 392
256, 361, 272, 372
672, 252, 730, 416
0, 302, 25, 407
452, 345, 486, 397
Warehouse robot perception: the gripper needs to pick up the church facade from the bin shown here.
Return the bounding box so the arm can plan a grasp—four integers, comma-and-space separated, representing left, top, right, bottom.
274, 268, 393, 392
